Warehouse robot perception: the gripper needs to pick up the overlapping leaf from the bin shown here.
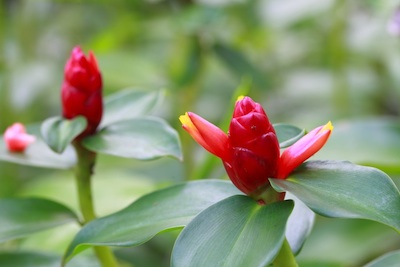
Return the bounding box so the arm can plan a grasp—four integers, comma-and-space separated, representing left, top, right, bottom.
63, 180, 241, 264
100, 89, 163, 127
270, 160, 400, 232
0, 251, 99, 267
0, 198, 78, 242
274, 123, 306, 148
82, 117, 182, 160
364, 250, 400, 267
171, 196, 294, 267
285, 192, 315, 254
41, 116, 87, 153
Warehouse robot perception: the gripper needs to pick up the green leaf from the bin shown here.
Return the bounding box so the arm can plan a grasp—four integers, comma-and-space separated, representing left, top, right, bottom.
0, 251, 99, 267
63, 180, 241, 264
0, 124, 76, 169
41, 116, 87, 153
101, 89, 163, 127
270, 160, 400, 232
0, 198, 78, 242
285, 192, 315, 254
83, 117, 182, 160
213, 43, 268, 89
171, 196, 294, 267
274, 123, 306, 148
364, 250, 400, 267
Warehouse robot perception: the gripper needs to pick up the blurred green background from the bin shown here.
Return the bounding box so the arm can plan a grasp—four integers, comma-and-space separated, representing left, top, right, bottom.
1, 0, 400, 266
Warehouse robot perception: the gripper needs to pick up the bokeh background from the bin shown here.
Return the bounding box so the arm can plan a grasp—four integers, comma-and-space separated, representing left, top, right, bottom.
1, 0, 400, 266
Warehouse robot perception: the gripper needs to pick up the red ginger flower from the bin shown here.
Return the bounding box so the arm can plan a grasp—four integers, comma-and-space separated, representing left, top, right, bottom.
61, 46, 103, 137
3, 123, 36, 152
180, 96, 333, 196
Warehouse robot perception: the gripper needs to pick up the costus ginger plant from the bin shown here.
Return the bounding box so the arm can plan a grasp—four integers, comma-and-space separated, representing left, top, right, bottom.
0, 46, 399, 267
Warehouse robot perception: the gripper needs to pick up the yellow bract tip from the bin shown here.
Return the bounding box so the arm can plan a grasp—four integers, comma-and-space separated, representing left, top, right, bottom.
236, 95, 245, 102
322, 121, 333, 132
179, 112, 190, 125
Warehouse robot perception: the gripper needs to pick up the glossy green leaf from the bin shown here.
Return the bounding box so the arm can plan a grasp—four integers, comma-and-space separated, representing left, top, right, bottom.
171, 196, 294, 267
100, 89, 163, 127
270, 160, 400, 232
285, 192, 315, 254
0, 251, 99, 267
0, 198, 78, 242
41, 116, 87, 153
83, 117, 182, 160
0, 124, 76, 169
315, 118, 400, 172
213, 43, 268, 89
274, 123, 306, 148
63, 180, 241, 264
364, 250, 400, 267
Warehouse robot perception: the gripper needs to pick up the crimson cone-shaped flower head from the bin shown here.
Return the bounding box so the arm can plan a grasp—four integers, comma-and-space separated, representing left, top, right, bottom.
3, 123, 36, 152
223, 96, 280, 194
61, 46, 102, 137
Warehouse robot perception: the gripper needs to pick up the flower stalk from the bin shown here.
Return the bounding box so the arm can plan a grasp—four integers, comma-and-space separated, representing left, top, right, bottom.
273, 238, 298, 267
73, 141, 119, 267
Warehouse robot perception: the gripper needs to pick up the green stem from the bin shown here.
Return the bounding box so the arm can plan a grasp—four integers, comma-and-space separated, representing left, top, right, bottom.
73, 141, 119, 267
273, 238, 298, 267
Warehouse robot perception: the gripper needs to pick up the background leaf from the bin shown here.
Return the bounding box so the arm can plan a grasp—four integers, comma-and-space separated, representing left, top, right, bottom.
274, 123, 306, 148
364, 250, 400, 267
213, 43, 268, 89
0, 251, 100, 267
83, 117, 182, 160
41, 116, 87, 153
171, 196, 294, 267
63, 180, 241, 263
100, 89, 163, 128
0, 198, 78, 242
270, 160, 400, 232
0, 124, 76, 169
0, 251, 99, 267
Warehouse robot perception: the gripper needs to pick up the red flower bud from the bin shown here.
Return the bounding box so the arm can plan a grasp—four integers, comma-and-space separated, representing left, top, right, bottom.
223, 96, 280, 194
3, 123, 36, 152
61, 46, 103, 137
180, 96, 333, 197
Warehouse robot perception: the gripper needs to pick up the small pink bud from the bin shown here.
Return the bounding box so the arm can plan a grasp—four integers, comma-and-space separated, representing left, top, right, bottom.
4, 123, 36, 152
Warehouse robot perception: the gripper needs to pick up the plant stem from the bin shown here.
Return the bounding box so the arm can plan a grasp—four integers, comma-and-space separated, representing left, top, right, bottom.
273, 238, 298, 267
73, 141, 119, 267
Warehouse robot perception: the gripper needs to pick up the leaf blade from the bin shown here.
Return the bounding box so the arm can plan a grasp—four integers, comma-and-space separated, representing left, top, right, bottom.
0, 198, 78, 242
364, 250, 400, 267
41, 116, 87, 153
63, 180, 241, 263
270, 160, 400, 232
171, 196, 294, 267
101, 89, 164, 127
285, 192, 315, 254
274, 123, 306, 148
83, 117, 182, 160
